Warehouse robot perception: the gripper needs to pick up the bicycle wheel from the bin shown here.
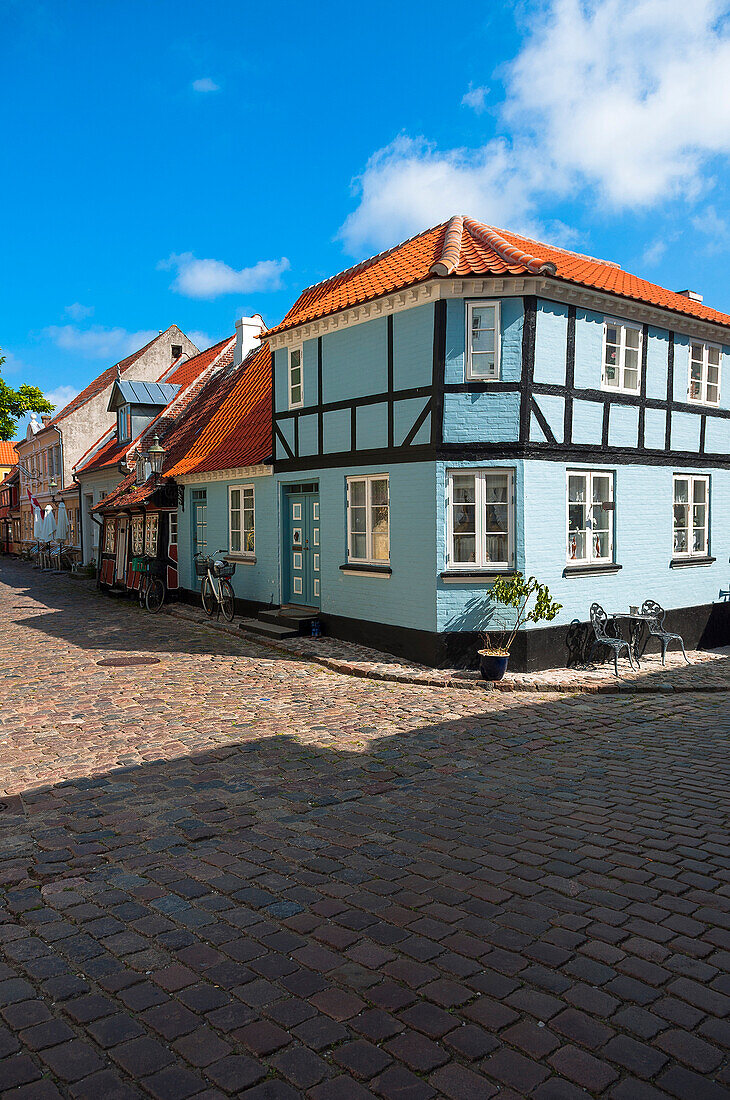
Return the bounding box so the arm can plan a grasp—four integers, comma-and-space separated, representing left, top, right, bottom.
145, 577, 165, 613
201, 576, 216, 616
219, 579, 235, 622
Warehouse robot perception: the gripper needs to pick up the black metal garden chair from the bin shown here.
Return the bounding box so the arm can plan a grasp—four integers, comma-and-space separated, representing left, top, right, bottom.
640, 600, 690, 665
589, 602, 635, 676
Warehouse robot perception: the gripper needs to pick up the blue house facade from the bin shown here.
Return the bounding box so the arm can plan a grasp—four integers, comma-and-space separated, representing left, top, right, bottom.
175, 217, 730, 670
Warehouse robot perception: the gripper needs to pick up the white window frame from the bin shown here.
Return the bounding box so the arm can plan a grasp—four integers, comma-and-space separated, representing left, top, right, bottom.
288, 347, 303, 409
346, 474, 389, 565
687, 341, 721, 406
168, 512, 178, 548
145, 513, 158, 556
466, 300, 501, 382
566, 469, 615, 566
117, 404, 132, 442
601, 318, 642, 395
131, 515, 144, 556
228, 484, 255, 557
446, 468, 515, 570
673, 474, 709, 558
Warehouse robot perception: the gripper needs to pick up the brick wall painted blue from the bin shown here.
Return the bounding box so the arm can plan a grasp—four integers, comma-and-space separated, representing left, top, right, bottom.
276, 462, 437, 632
572, 399, 603, 444
444, 299, 465, 383
323, 408, 350, 453
608, 404, 639, 448
671, 411, 701, 452
574, 308, 604, 390
277, 417, 295, 456
532, 394, 565, 443
177, 476, 279, 606
393, 303, 433, 390
298, 413, 318, 456
356, 401, 388, 450
535, 300, 568, 385
444, 392, 521, 442
273, 348, 288, 414
394, 397, 430, 446
673, 335, 690, 405
322, 318, 388, 403
644, 408, 667, 450
705, 416, 730, 454
645, 326, 669, 401
302, 339, 318, 405
521, 459, 730, 628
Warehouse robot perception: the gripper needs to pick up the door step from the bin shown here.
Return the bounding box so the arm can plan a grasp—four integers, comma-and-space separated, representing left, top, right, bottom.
239, 618, 300, 640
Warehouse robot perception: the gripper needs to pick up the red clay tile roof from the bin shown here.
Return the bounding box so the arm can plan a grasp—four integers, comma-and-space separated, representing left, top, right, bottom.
47, 326, 189, 427
96, 340, 271, 513
265, 216, 730, 337
0, 441, 18, 466
75, 338, 234, 477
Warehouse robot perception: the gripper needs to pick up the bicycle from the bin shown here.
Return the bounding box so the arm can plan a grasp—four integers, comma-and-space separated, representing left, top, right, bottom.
194, 550, 236, 622
132, 555, 165, 613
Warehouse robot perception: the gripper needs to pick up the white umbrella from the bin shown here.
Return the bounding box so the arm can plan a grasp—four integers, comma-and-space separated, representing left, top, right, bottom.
55, 501, 69, 542
41, 505, 56, 541
33, 506, 43, 540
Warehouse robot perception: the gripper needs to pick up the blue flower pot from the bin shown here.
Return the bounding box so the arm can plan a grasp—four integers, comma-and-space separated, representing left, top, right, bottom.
479, 652, 510, 681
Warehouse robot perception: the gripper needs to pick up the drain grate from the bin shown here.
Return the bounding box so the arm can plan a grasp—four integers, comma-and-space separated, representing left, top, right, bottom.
97, 657, 161, 667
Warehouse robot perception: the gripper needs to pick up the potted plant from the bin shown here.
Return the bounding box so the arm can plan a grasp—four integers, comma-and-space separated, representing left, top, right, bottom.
479, 573, 562, 680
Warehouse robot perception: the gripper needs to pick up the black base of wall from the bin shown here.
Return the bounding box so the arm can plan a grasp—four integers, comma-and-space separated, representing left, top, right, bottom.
178, 589, 730, 673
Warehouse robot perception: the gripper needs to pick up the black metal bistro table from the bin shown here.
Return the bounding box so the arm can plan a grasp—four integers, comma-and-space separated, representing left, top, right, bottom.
608, 611, 655, 662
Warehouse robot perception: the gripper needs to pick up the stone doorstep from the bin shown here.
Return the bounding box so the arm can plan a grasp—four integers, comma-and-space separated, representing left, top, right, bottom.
159, 602, 730, 696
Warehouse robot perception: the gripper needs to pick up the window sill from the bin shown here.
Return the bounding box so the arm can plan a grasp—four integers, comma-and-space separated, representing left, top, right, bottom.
227, 554, 256, 565
563, 562, 623, 577
440, 569, 516, 581
670, 555, 716, 569
340, 563, 392, 577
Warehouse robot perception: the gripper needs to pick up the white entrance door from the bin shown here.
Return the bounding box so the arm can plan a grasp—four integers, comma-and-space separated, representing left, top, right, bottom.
115, 517, 128, 584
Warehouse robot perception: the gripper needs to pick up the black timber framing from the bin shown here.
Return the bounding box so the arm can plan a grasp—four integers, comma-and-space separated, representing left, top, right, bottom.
637, 322, 649, 449
563, 305, 576, 444
519, 295, 537, 442
430, 299, 447, 444
387, 313, 394, 449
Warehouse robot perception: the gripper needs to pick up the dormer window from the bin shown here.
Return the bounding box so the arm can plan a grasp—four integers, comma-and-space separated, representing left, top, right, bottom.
117, 404, 132, 442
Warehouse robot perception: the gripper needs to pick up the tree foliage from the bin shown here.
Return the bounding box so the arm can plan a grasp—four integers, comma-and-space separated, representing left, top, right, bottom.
0, 350, 54, 440
482, 572, 562, 654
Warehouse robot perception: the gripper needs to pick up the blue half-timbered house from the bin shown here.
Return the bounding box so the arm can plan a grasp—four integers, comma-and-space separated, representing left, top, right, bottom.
176, 217, 730, 670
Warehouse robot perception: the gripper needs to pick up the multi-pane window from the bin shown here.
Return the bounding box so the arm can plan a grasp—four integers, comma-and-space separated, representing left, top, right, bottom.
117, 404, 132, 442
466, 302, 500, 380
447, 469, 514, 568
602, 320, 642, 393
347, 475, 389, 564
168, 513, 177, 547
104, 520, 116, 553
567, 470, 614, 564
688, 342, 721, 405
289, 348, 303, 408
131, 516, 144, 555
229, 486, 255, 555
673, 475, 709, 557
145, 513, 158, 556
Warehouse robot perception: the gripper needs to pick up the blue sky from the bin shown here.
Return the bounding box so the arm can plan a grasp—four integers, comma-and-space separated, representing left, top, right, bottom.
3, 0, 730, 430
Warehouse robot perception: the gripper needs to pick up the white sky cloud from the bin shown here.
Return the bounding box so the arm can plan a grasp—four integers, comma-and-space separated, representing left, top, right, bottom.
186, 330, 216, 351
44, 325, 157, 359
341, 0, 730, 253
461, 84, 489, 113
192, 77, 220, 93
64, 302, 94, 321
45, 384, 78, 412
160, 253, 290, 300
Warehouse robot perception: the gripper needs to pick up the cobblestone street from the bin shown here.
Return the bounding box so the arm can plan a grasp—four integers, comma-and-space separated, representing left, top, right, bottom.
1, 559, 729, 1099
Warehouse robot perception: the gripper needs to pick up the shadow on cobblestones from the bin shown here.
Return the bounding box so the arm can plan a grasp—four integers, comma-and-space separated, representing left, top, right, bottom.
1, 559, 730, 1097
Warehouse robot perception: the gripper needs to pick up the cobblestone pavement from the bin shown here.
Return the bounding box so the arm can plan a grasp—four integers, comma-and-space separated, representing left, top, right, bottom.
0, 559, 729, 1099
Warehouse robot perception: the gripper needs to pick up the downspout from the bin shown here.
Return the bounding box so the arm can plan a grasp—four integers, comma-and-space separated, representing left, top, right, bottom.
71, 474, 83, 562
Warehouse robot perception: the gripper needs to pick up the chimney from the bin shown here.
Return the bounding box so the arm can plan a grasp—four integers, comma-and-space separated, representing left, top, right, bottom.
676, 289, 703, 303
41, 415, 51, 426
234, 315, 265, 366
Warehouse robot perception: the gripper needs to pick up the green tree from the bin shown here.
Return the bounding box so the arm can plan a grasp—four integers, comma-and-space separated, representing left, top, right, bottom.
0, 349, 54, 440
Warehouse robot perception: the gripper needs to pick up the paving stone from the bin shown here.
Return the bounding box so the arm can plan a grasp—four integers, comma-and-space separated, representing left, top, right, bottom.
270, 1043, 330, 1088
204, 1054, 265, 1092
385, 1030, 449, 1071
38, 1038, 106, 1082
548, 1045, 619, 1092
601, 1034, 668, 1078
333, 1039, 391, 1079
429, 1063, 498, 1099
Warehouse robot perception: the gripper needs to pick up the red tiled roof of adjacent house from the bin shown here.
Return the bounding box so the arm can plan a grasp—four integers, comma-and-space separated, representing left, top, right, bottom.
97, 341, 271, 514
47, 326, 188, 427
0, 441, 18, 466
75, 337, 234, 477
264, 215, 730, 337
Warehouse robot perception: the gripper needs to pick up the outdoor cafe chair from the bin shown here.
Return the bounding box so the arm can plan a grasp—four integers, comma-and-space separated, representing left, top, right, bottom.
640, 599, 690, 665
589, 602, 635, 676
